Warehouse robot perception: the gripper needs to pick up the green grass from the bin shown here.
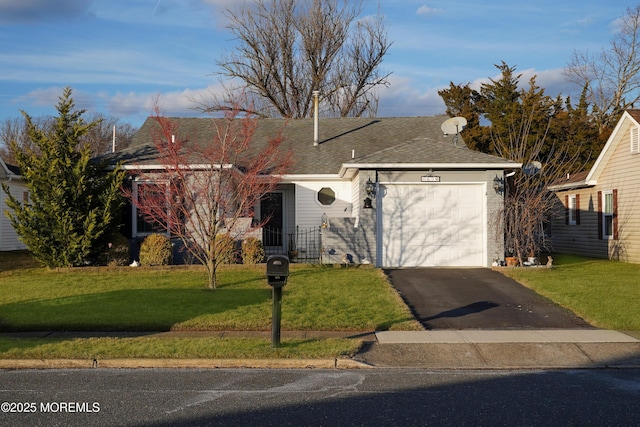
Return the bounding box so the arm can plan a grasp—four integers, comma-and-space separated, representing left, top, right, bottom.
501, 254, 640, 330
0, 253, 419, 359
0, 264, 419, 332
0, 336, 361, 360
8, 250, 638, 360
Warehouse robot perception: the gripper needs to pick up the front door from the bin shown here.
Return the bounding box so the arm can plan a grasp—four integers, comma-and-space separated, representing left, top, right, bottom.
261, 192, 284, 247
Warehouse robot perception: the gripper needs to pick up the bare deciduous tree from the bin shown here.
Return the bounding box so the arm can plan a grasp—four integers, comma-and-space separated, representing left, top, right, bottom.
565, 5, 640, 133
495, 107, 580, 266
0, 116, 52, 164
126, 101, 292, 289
210, 0, 391, 119
1, 113, 137, 164
83, 113, 137, 156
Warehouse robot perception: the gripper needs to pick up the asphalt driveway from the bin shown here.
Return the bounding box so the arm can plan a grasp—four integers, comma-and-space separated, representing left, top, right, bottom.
384, 268, 593, 330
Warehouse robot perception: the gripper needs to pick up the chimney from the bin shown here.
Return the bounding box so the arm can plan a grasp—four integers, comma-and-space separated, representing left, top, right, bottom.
313, 90, 320, 146
112, 125, 116, 153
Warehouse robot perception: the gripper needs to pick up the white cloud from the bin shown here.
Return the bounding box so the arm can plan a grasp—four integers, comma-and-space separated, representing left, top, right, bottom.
416, 5, 442, 16
9, 84, 228, 126
14, 86, 102, 116
377, 75, 446, 117
106, 84, 228, 122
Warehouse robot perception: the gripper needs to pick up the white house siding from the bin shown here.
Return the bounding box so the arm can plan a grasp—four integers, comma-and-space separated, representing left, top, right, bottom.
351, 172, 361, 220
0, 181, 27, 251
551, 123, 640, 262
321, 172, 376, 265
294, 179, 354, 229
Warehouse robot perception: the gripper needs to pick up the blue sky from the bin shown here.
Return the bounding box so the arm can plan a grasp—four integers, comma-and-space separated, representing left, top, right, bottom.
0, 0, 632, 128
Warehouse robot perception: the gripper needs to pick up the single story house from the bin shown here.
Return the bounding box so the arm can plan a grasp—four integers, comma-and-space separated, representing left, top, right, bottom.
109, 116, 520, 268
549, 109, 640, 262
0, 157, 28, 251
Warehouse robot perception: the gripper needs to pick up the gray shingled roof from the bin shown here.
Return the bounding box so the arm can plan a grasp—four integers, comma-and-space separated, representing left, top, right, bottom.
110, 116, 517, 174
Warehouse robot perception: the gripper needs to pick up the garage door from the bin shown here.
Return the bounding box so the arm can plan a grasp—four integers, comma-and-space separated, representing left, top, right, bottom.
380, 184, 485, 267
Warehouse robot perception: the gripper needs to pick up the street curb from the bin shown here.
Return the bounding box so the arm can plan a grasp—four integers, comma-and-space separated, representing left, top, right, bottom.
0, 358, 372, 370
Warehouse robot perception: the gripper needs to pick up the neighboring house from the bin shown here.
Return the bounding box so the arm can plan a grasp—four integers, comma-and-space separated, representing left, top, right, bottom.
549, 109, 640, 262
0, 157, 27, 251
109, 116, 520, 268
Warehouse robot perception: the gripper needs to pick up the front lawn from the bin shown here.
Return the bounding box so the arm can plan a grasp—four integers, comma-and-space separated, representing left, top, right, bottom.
0, 257, 420, 359
0, 264, 419, 332
500, 254, 640, 330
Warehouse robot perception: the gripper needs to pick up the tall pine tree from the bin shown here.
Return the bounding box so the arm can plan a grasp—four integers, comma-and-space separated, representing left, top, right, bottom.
2, 88, 126, 268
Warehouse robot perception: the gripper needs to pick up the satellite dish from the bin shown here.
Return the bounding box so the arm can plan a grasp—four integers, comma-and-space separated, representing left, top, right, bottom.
441, 116, 467, 136
523, 161, 542, 175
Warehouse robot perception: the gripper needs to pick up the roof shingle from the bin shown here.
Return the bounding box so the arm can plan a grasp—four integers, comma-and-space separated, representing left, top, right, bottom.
112, 116, 517, 174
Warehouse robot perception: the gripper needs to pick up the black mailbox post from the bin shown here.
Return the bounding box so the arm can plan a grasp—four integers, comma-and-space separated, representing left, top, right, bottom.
266, 255, 289, 347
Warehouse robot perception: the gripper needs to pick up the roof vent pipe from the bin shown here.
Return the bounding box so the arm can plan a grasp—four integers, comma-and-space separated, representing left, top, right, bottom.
313, 90, 320, 146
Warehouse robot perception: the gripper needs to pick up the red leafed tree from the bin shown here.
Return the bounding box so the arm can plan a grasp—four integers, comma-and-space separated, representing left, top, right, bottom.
127, 102, 291, 289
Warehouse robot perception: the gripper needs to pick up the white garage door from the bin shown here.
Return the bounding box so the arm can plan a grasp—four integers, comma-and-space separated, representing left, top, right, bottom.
380, 184, 485, 267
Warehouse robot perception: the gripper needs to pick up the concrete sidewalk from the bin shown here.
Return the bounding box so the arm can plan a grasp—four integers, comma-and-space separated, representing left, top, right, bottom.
353, 329, 640, 369
375, 329, 639, 344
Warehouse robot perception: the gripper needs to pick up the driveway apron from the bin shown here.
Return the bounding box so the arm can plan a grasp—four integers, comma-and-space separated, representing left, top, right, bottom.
384, 268, 593, 330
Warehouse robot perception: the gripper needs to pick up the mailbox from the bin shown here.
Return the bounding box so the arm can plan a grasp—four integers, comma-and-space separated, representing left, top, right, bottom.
266, 255, 289, 287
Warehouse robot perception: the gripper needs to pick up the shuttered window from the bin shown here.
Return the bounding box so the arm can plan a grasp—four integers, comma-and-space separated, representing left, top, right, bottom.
599, 190, 618, 240
566, 194, 579, 225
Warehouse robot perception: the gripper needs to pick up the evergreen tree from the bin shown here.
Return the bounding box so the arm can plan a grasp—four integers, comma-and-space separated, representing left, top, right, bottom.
549, 85, 601, 171
2, 88, 126, 268
437, 82, 490, 152
478, 62, 522, 153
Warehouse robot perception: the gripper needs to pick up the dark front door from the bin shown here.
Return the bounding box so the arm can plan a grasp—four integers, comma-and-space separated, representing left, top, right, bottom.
261, 192, 283, 247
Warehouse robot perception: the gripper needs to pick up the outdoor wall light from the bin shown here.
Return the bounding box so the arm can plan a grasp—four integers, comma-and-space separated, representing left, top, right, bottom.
493, 175, 504, 194
365, 177, 376, 198
363, 177, 376, 209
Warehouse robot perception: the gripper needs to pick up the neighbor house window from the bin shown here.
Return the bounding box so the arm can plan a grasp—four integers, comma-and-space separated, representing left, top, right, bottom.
566, 194, 579, 226
22, 192, 28, 203
317, 187, 336, 205
598, 190, 618, 240
603, 191, 614, 238
133, 181, 170, 236
631, 126, 640, 154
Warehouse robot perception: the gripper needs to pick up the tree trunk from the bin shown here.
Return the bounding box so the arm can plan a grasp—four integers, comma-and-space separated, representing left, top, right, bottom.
207, 259, 217, 290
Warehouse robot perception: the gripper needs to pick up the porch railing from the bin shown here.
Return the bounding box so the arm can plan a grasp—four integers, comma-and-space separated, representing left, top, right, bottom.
263, 226, 322, 263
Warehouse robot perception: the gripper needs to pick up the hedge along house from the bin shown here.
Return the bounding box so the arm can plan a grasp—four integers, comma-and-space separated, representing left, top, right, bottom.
108, 116, 520, 267
549, 110, 640, 262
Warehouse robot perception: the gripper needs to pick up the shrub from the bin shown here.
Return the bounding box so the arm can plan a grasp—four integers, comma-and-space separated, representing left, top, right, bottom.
216, 233, 239, 264
139, 234, 172, 266
242, 237, 265, 264
100, 233, 131, 266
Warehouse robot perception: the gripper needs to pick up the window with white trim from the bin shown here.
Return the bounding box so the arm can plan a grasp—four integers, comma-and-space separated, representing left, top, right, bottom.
133, 180, 170, 236
317, 187, 336, 206
631, 126, 640, 154
568, 194, 577, 225
602, 190, 614, 239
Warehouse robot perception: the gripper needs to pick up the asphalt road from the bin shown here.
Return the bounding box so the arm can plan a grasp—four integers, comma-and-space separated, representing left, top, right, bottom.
1, 368, 639, 426
384, 268, 593, 330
